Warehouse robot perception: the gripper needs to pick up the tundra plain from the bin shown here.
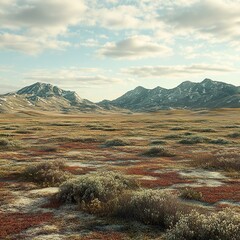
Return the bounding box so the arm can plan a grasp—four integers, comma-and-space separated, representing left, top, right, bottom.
0, 109, 240, 239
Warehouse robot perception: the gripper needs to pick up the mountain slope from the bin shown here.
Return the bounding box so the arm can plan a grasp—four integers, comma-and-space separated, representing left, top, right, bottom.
0, 82, 101, 113
100, 79, 240, 111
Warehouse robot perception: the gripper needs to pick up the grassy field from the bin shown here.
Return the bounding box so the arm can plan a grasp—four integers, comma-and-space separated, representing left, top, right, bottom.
0, 109, 240, 239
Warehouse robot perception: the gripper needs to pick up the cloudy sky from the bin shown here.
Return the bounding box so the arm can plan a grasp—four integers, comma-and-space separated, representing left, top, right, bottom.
0, 0, 239, 101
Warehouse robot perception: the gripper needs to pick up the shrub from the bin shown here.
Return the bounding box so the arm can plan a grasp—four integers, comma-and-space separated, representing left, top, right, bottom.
165, 208, 240, 240
22, 160, 70, 187
150, 140, 166, 145
171, 127, 186, 131
209, 138, 230, 145
104, 138, 130, 147
142, 147, 175, 157
164, 134, 183, 139
179, 136, 209, 145
115, 189, 191, 227
193, 128, 216, 133
192, 150, 240, 172
59, 171, 139, 214
0, 138, 20, 150
227, 132, 240, 138
180, 188, 203, 201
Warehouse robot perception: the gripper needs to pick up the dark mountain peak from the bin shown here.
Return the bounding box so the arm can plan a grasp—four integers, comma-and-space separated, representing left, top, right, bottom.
107, 79, 240, 111
133, 86, 147, 92
202, 78, 213, 84
16, 82, 82, 101
177, 81, 196, 89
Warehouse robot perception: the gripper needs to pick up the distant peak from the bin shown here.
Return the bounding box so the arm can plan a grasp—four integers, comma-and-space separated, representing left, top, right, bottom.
202, 78, 214, 83
134, 86, 146, 91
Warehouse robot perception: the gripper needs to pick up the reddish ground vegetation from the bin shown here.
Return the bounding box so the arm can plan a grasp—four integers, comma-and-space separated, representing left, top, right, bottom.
74, 231, 127, 240
0, 212, 53, 238
125, 167, 192, 187
140, 172, 192, 188
41, 196, 62, 209
59, 142, 99, 150
196, 183, 240, 203
0, 189, 14, 206
64, 166, 94, 175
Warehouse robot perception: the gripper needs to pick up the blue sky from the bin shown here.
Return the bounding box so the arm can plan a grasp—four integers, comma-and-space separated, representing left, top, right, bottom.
0, 0, 240, 101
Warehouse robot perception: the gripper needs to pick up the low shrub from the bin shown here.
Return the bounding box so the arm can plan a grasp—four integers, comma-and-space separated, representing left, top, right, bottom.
192, 150, 240, 172
192, 128, 216, 133
227, 132, 240, 138
150, 140, 166, 145
209, 138, 230, 145
0, 138, 21, 150
164, 134, 183, 139
179, 136, 209, 145
22, 160, 71, 187
171, 127, 186, 131
165, 208, 240, 240
142, 147, 175, 157
15, 130, 33, 134
104, 138, 130, 147
180, 188, 203, 201
59, 171, 139, 214
115, 189, 191, 228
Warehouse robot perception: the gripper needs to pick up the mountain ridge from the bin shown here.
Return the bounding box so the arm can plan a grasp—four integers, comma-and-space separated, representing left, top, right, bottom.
99, 79, 240, 111
0, 79, 240, 113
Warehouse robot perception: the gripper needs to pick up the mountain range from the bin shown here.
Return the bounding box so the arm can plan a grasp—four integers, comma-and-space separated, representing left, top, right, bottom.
0, 79, 239, 113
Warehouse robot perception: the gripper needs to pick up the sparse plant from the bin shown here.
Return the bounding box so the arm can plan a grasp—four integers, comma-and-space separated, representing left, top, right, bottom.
180, 188, 203, 201
165, 208, 240, 240
115, 189, 192, 227
209, 138, 230, 145
150, 139, 166, 145
22, 160, 71, 187
104, 138, 130, 147
142, 147, 175, 157
227, 132, 240, 138
179, 136, 209, 144
0, 138, 21, 150
59, 171, 139, 214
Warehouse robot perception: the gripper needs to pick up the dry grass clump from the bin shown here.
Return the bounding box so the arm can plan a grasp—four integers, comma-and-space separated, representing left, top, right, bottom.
22, 160, 71, 187
227, 132, 240, 138
59, 171, 139, 214
192, 128, 216, 133
104, 138, 130, 147
141, 147, 175, 157
179, 188, 203, 201
0, 138, 21, 150
150, 139, 166, 145
209, 138, 230, 145
179, 136, 209, 144
15, 129, 33, 134
192, 150, 240, 172
165, 208, 240, 240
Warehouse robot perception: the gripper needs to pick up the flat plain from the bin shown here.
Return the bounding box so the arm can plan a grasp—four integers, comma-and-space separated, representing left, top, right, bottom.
0, 109, 239, 239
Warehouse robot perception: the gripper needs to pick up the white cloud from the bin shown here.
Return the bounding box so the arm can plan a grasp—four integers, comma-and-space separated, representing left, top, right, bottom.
160, 0, 240, 45
123, 64, 236, 78
24, 67, 123, 86
98, 36, 172, 59
0, 33, 69, 55
0, 0, 86, 54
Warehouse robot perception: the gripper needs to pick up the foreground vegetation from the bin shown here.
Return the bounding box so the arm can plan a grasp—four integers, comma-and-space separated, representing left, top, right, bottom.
0, 109, 239, 239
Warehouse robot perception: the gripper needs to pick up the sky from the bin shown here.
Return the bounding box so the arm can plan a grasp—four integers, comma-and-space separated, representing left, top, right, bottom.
0, 0, 240, 102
